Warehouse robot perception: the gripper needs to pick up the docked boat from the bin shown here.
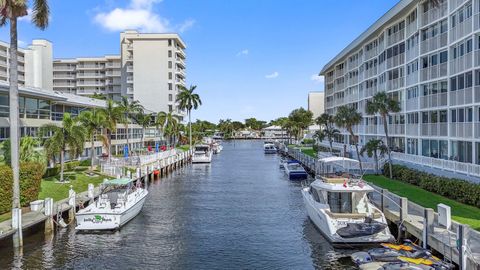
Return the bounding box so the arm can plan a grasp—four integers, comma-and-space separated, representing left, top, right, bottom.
212, 141, 223, 154
192, 144, 213, 163
301, 156, 393, 244
75, 178, 148, 231
284, 161, 308, 180
264, 142, 277, 154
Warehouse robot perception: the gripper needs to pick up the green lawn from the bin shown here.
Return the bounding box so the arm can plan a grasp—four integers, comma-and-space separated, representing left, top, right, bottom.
364, 175, 480, 230
39, 171, 110, 202
176, 145, 190, 152
300, 147, 317, 158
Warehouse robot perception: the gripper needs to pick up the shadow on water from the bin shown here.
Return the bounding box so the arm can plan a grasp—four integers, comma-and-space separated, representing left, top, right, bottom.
0, 140, 366, 269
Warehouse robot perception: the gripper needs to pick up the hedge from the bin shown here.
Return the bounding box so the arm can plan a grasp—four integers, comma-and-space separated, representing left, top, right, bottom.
0, 162, 46, 214
43, 160, 81, 178
384, 164, 480, 208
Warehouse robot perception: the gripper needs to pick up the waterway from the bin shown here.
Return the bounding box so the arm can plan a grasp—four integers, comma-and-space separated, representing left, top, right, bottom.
0, 140, 358, 269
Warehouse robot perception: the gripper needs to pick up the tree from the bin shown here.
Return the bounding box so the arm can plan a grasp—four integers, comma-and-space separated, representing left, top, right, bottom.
99, 99, 121, 159
366, 91, 400, 179
335, 105, 363, 173
116, 96, 144, 155
1, 136, 46, 165
39, 113, 86, 182
163, 112, 179, 147
269, 117, 288, 127
245, 118, 266, 130
79, 109, 105, 170
360, 139, 388, 174
177, 85, 202, 148
155, 111, 167, 143
1, 0, 50, 246
135, 111, 153, 148
287, 108, 313, 140
231, 121, 244, 132
218, 119, 233, 138
315, 113, 339, 154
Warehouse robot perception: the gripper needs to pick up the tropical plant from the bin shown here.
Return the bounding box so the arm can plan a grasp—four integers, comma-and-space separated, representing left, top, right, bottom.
315, 113, 340, 154
163, 112, 179, 147
287, 108, 313, 141
218, 119, 233, 138
245, 118, 266, 131
99, 99, 121, 159
366, 91, 401, 178
116, 96, 144, 155
360, 139, 388, 173
0, 0, 50, 236
1, 136, 46, 165
335, 105, 363, 172
78, 109, 105, 170
135, 111, 153, 148
39, 113, 86, 182
155, 111, 167, 143
177, 85, 202, 148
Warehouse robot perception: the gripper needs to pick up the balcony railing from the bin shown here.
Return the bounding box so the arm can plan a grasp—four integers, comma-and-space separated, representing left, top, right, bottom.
420, 32, 447, 54
406, 45, 419, 62
420, 93, 447, 108
450, 17, 473, 42
387, 78, 405, 91
387, 124, 405, 135
450, 52, 472, 75
406, 72, 418, 86
450, 87, 473, 106
420, 63, 447, 81
421, 122, 448, 136
450, 122, 473, 138
421, 2, 447, 26
406, 98, 419, 111
387, 30, 405, 46
406, 124, 419, 136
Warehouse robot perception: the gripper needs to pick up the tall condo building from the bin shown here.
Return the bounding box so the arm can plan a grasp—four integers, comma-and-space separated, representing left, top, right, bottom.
320, 0, 480, 166
52, 30, 187, 116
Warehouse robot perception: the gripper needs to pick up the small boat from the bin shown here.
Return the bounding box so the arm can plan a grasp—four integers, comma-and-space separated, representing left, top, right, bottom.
284, 161, 308, 180
75, 178, 148, 231
192, 144, 213, 163
212, 141, 223, 154
264, 142, 277, 154
301, 156, 394, 244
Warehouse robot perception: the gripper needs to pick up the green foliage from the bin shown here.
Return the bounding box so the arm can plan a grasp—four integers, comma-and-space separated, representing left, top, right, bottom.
1, 136, 47, 166
0, 162, 46, 214
383, 164, 480, 208
43, 160, 81, 178
302, 138, 315, 145
245, 118, 266, 130
177, 85, 202, 112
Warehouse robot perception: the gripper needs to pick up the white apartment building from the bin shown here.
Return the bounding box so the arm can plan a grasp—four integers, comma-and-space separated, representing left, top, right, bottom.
308, 91, 325, 119
321, 0, 480, 167
53, 30, 187, 118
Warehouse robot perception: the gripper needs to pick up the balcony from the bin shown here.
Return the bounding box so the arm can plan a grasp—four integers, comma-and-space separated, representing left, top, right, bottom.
106, 70, 121, 77
176, 49, 186, 59
126, 76, 134, 84
450, 122, 473, 138
406, 72, 418, 86
176, 68, 186, 78
175, 78, 186, 85
406, 21, 417, 37
420, 93, 447, 108
126, 87, 134, 94
176, 58, 186, 68
77, 73, 105, 78
387, 124, 405, 135
406, 45, 419, 62
106, 62, 121, 68
53, 66, 75, 71
387, 78, 405, 91
421, 123, 448, 137
53, 74, 75, 79
126, 65, 134, 73
77, 64, 105, 70
421, 2, 447, 26
450, 87, 473, 106
420, 63, 447, 81
387, 30, 405, 47
76, 81, 105, 87
420, 32, 447, 54
0, 51, 7, 57
387, 54, 405, 70
450, 51, 472, 75
126, 43, 133, 50
450, 16, 473, 42
406, 124, 419, 136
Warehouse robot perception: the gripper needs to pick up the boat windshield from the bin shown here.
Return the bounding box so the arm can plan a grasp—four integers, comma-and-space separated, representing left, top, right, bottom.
288, 163, 303, 170
195, 146, 209, 152
327, 191, 369, 214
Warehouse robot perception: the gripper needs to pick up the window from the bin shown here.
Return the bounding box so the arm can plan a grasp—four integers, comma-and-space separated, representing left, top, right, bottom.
168, 83, 172, 90
168, 105, 173, 112
168, 72, 172, 80
168, 50, 172, 57
168, 94, 173, 102
168, 39, 172, 46
440, 51, 448, 63
168, 61, 172, 68
328, 192, 352, 213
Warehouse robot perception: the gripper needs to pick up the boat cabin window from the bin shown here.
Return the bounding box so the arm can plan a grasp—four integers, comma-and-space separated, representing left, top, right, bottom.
309, 187, 320, 202
328, 192, 352, 213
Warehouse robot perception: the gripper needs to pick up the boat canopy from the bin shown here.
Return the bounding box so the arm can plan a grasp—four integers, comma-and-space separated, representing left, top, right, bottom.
319, 157, 359, 163
104, 178, 135, 186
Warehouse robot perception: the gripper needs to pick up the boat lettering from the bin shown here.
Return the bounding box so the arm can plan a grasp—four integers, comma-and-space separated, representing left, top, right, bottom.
84, 215, 113, 223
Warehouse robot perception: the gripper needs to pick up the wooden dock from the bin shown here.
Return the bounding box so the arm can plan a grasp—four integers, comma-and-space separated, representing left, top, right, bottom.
281, 145, 480, 270
0, 149, 193, 243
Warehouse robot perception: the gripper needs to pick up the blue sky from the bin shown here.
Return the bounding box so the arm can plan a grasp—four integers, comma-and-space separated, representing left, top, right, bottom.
0, 0, 399, 123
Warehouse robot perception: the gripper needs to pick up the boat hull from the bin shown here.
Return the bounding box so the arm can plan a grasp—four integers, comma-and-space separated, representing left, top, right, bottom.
192, 152, 213, 163
301, 188, 393, 244
264, 149, 277, 154
75, 191, 148, 231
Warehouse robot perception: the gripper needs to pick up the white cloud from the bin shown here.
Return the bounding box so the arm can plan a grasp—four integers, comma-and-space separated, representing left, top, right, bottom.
178, 19, 195, 33
311, 74, 324, 84
265, 71, 279, 79
236, 49, 249, 57
94, 0, 194, 33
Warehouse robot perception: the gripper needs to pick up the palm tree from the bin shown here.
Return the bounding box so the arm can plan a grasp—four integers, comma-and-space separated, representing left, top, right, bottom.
79, 109, 105, 170
99, 99, 121, 159
1, 136, 46, 165
315, 113, 340, 154
135, 111, 153, 148
39, 113, 86, 182
116, 96, 144, 155
177, 85, 202, 148
155, 111, 167, 145
163, 112, 179, 147
334, 105, 363, 172
360, 139, 388, 174
1, 0, 50, 245
366, 92, 400, 178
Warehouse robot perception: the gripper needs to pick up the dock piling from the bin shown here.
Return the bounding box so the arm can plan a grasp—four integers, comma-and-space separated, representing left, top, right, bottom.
422, 208, 434, 249
457, 224, 469, 270
44, 198, 54, 234
68, 186, 76, 222
87, 184, 94, 204
12, 208, 23, 247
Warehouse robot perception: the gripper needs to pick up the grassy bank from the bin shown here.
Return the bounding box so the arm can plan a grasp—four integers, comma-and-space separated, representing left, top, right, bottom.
176, 145, 190, 152
364, 175, 480, 230
300, 147, 317, 158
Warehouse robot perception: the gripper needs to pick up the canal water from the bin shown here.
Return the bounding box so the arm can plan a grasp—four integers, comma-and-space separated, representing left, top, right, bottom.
0, 140, 358, 269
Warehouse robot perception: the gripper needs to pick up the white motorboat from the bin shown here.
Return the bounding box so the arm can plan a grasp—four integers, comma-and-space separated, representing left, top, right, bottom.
284, 161, 308, 180
76, 178, 148, 231
192, 144, 213, 163
264, 141, 277, 154
301, 156, 393, 244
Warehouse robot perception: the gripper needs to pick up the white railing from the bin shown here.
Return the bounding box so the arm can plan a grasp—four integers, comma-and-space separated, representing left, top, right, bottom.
450, 17, 473, 42
420, 122, 448, 136
450, 122, 473, 138
420, 62, 447, 81
421, 2, 448, 26
420, 32, 447, 54
449, 87, 473, 106
420, 93, 448, 108
450, 52, 472, 75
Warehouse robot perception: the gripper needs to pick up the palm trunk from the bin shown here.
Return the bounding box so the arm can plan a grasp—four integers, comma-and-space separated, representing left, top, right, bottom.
349, 128, 363, 173
189, 110, 192, 148
374, 151, 379, 174
60, 149, 65, 182
90, 132, 95, 171
382, 114, 393, 179
328, 137, 334, 154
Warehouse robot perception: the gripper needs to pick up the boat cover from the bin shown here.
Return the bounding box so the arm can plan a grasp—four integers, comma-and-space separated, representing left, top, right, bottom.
336, 218, 387, 238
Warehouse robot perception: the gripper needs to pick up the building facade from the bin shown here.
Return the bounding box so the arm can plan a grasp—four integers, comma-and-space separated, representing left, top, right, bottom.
308, 91, 325, 119
321, 0, 480, 165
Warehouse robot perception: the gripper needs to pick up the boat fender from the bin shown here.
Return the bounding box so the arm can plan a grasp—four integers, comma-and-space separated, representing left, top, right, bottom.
351, 251, 373, 265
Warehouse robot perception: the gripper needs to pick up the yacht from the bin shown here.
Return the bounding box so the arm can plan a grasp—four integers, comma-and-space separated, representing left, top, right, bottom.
284, 161, 308, 180
192, 144, 213, 163
76, 178, 148, 231
264, 143, 277, 154
301, 157, 393, 244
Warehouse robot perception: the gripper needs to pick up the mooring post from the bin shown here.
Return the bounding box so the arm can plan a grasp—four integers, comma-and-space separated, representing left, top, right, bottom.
68, 186, 76, 222
398, 197, 408, 242
44, 198, 54, 234
381, 189, 388, 213
457, 224, 469, 270
87, 184, 94, 204
12, 208, 23, 247
145, 166, 149, 189
423, 208, 434, 249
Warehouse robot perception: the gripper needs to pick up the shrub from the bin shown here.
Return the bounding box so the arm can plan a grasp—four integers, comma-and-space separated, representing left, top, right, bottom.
383, 164, 480, 208
302, 139, 315, 145
43, 160, 81, 178
79, 159, 91, 167
0, 162, 46, 214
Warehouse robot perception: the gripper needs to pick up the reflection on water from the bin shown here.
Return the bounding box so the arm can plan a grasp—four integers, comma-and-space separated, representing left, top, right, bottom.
0, 140, 357, 269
